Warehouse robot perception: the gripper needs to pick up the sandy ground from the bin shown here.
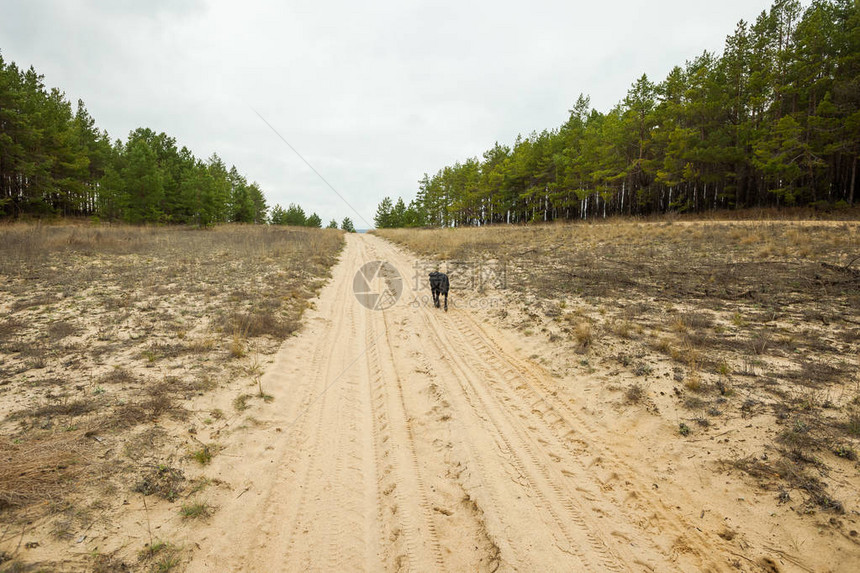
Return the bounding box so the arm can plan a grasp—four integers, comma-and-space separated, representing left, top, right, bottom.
173, 232, 860, 573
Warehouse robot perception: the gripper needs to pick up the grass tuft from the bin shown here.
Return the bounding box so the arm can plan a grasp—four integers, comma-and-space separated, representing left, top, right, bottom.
179, 501, 212, 520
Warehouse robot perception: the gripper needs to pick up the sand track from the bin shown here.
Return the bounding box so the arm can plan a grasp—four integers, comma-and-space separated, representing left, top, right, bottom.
186, 233, 732, 572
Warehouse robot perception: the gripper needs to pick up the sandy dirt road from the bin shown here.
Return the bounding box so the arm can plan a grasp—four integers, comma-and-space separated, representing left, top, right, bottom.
186, 233, 731, 572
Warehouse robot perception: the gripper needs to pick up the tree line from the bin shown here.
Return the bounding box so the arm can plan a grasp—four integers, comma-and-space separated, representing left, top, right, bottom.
269, 202, 356, 232
379, 0, 858, 227
0, 52, 268, 224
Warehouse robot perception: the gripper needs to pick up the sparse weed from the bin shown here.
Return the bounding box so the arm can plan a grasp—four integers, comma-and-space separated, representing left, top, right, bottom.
229, 334, 246, 359
573, 321, 592, 350
233, 394, 252, 412
133, 465, 185, 501
633, 362, 653, 377
139, 540, 182, 572
180, 501, 212, 520
751, 331, 771, 355
684, 372, 703, 392
625, 384, 645, 404
842, 414, 860, 437
191, 445, 214, 465
833, 444, 857, 461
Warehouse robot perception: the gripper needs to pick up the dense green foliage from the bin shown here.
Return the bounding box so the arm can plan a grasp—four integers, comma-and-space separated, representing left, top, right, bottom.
387, 0, 859, 226
341, 217, 356, 233
0, 53, 267, 224
374, 196, 425, 228
269, 202, 323, 228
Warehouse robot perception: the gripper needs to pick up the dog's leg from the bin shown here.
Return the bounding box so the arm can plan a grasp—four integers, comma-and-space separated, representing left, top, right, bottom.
443, 292, 448, 312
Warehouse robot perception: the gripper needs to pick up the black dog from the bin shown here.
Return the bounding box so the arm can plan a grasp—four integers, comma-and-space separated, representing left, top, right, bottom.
429, 271, 449, 311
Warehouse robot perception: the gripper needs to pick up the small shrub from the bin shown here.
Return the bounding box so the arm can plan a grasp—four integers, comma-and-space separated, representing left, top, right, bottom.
180, 501, 212, 520
99, 368, 137, 385
778, 420, 816, 451
229, 335, 245, 359
573, 321, 592, 350
833, 444, 857, 461
47, 320, 80, 341
842, 414, 860, 437
684, 372, 703, 392
138, 540, 182, 572
633, 362, 652, 377
625, 384, 645, 404
682, 312, 714, 330
233, 394, 251, 412
191, 445, 213, 465
751, 331, 771, 355
188, 337, 216, 352
653, 336, 673, 355
671, 317, 688, 333
679, 423, 691, 436
612, 320, 633, 339
716, 378, 733, 396
140, 349, 159, 364
133, 465, 185, 501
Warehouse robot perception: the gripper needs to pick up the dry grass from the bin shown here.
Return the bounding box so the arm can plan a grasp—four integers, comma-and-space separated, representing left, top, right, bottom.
572, 321, 593, 351
376, 221, 859, 302
0, 222, 343, 567
0, 432, 89, 509
133, 465, 186, 502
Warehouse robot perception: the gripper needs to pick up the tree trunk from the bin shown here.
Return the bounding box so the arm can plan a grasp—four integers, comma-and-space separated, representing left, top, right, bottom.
850, 156, 857, 206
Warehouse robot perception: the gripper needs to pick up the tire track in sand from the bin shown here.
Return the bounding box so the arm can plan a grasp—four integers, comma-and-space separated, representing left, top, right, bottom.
364, 238, 501, 573
367, 235, 619, 571
362, 249, 446, 571
446, 308, 729, 571
188, 233, 731, 572
366, 233, 731, 572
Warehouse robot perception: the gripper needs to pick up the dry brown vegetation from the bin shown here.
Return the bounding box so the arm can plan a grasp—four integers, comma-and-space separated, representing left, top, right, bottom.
376, 219, 860, 520
0, 223, 342, 571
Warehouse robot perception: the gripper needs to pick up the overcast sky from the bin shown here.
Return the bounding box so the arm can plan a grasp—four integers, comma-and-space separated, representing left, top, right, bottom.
1, 0, 778, 227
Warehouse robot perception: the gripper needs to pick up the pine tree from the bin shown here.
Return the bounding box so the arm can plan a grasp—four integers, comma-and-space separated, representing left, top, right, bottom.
306, 212, 322, 228
284, 203, 307, 226
392, 197, 408, 227
270, 204, 287, 225
374, 196, 393, 228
